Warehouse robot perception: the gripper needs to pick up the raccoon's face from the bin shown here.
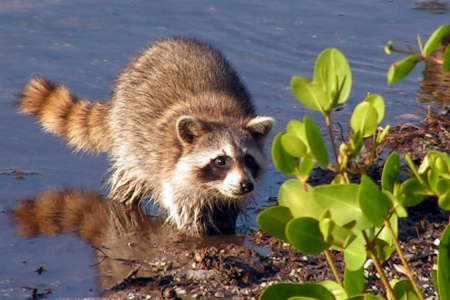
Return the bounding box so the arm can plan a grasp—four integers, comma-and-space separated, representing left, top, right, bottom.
174, 115, 274, 199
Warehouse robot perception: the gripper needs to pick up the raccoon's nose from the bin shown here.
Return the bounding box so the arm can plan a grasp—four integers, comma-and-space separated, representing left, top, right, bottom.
240, 181, 254, 194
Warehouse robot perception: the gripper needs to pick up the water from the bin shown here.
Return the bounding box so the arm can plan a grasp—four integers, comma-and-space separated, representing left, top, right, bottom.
0, 0, 448, 298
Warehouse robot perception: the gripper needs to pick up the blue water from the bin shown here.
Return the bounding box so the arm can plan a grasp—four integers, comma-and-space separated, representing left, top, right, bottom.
0, 1, 448, 298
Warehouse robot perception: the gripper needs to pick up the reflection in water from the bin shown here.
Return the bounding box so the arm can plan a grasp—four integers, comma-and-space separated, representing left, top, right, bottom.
419, 37, 450, 105
13, 189, 247, 292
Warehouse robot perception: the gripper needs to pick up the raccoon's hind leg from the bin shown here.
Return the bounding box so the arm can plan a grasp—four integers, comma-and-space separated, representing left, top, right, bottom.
19, 78, 111, 154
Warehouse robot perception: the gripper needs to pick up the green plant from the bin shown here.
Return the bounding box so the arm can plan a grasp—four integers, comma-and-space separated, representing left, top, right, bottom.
385, 24, 450, 84
257, 25, 450, 300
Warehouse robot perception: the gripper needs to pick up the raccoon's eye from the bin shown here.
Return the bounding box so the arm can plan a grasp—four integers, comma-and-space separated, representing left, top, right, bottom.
214, 156, 228, 167
245, 155, 256, 167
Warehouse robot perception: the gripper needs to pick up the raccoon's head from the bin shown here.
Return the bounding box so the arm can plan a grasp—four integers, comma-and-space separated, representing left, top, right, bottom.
174, 115, 274, 199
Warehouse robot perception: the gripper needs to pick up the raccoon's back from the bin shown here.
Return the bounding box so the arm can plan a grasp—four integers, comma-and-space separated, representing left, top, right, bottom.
110, 38, 255, 118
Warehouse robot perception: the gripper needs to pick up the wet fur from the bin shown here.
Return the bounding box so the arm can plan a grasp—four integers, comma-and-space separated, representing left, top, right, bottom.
19, 38, 273, 236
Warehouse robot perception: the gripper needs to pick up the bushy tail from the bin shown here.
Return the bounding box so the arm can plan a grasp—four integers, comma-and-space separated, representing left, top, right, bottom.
19, 78, 111, 154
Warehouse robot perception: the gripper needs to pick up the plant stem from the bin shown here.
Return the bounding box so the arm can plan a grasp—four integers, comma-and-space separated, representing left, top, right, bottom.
384, 220, 425, 300
324, 249, 344, 287
325, 114, 339, 166
369, 251, 398, 300
362, 231, 397, 300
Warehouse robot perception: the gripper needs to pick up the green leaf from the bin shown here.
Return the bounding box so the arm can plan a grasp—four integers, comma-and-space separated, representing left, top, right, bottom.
344, 234, 367, 271
373, 238, 396, 262
304, 116, 329, 169
350, 102, 379, 138
423, 25, 450, 56
437, 224, 450, 299
444, 45, 450, 72
314, 184, 373, 231
382, 152, 401, 193
385, 43, 392, 55
257, 206, 293, 242
376, 213, 399, 259
320, 281, 347, 300
287, 120, 306, 141
291, 77, 329, 113
359, 175, 391, 227
387, 54, 420, 85
438, 190, 450, 211
376, 125, 391, 144
364, 94, 385, 125
286, 218, 330, 255
259, 282, 335, 300
436, 179, 450, 197
344, 267, 365, 297
272, 132, 298, 176
384, 191, 408, 218
320, 214, 356, 248
300, 157, 316, 179
281, 133, 308, 158
398, 178, 428, 207
390, 279, 420, 300
313, 48, 352, 108
286, 188, 323, 219
279, 179, 307, 207
428, 151, 450, 179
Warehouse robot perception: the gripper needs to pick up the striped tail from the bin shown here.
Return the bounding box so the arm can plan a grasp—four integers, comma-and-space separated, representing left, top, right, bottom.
19, 78, 111, 154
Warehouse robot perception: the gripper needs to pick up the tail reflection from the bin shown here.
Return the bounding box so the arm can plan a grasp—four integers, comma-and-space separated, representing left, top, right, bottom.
13, 189, 185, 290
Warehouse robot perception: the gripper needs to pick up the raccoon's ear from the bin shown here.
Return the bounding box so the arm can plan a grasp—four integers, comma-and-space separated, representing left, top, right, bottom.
246, 116, 275, 142
176, 116, 205, 145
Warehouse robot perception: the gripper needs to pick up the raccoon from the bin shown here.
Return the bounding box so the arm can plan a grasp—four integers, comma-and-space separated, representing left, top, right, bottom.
19, 37, 274, 236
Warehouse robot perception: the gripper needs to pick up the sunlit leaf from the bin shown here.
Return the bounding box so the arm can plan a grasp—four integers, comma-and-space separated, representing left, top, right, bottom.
272, 132, 298, 176
344, 234, 367, 271
437, 224, 450, 299
382, 152, 401, 193
398, 178, 428, 207
257, 206, 292, 242
428, 151, 450, 179
286, 218, 330, 255
286, 188, 323, 219
259, 282, 335, 300
384, 191, 408, 219
359, 175, 391, 227
423, 25, 450, 56
313, 48, 352, 108
364, 94, 385, 125
304, 116, 329, 169
314, 184, 373, 231
279, 179, 309, 207
376, 125, 391, 144
287, 120, 306, 141
291, 77, 329, 113
387, 54, 420, 85
320, 281, 347, 300
438, 190, 450, 211
350, 102, 379, 138
281, 133, 307, 158
344, 267, 365, 297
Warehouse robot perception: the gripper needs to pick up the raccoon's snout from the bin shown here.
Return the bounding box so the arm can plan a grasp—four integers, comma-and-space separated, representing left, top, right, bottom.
240, 181, 254, 194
